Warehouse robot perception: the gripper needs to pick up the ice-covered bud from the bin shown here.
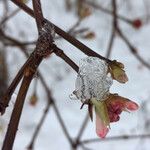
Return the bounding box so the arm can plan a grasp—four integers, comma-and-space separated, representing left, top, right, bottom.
72, 57, 139, 139
73, 57, 113, 102
108, 60, 128, 83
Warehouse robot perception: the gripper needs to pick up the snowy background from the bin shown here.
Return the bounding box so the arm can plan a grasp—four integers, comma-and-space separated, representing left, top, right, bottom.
0, 0, 150, 150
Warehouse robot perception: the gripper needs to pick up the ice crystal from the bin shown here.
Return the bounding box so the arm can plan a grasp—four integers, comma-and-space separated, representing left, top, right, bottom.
74, 57, 113, 102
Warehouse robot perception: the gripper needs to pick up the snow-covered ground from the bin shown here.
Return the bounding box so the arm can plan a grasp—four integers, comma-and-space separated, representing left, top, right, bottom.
0, 0, 150, 150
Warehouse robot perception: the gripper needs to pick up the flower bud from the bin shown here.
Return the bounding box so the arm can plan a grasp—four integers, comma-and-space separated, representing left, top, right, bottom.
109, 60, 128, 83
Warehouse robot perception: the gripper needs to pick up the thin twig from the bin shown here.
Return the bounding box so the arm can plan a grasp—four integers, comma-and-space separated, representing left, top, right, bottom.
80, 134, 150, 144
32, 0, 44, 33
84, 0, 133, 25
76, 113, 89, 143
105, 0, 118, 58
117, 28, 150, 70
0, 8, 21, 26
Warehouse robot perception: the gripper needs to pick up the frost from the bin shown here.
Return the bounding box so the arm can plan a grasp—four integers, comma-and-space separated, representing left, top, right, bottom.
73, 57, 113, 102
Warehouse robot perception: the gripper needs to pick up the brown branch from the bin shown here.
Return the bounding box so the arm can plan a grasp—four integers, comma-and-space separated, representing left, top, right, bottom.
2, 6, 54, 147
73, 113, 89, 149
53, 46, 79, 72
2, 66, 40, 149
0, 53, 34, 115
32, 0, 44, 33
11, 0, 111, 63
27, 73, 53, 150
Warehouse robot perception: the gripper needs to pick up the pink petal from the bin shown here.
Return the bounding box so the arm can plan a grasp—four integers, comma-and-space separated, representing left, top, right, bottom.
125, 101, 139, 111
108, 112, 120, 122
96, 113, 109, 138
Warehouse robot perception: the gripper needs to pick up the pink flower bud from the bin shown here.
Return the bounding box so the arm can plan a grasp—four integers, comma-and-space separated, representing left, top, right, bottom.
109, 61, 128, 84
125, 101, 139, 111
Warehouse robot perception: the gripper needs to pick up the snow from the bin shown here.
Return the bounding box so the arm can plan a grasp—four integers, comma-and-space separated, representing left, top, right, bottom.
0, 0, 150, 150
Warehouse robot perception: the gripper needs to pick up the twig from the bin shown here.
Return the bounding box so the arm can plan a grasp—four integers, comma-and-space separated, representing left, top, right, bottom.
84, 0, 133, 25
105, 0, 118, 58
0, 8, 21, 26
2, 0, 54, 148
75, 113, 89, 144
53, 46, 79, 72
32, 0, 44, 33
117, 28, 150, 70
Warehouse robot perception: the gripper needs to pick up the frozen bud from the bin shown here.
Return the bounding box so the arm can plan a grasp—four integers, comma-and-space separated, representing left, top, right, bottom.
109, 60, 128, 83
73, 57, 113, 102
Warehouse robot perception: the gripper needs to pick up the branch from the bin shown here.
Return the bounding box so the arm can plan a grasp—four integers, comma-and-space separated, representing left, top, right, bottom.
11, 0, 111, 63
32, 0, 44, 33
2, 61, 41, 149
2, 14, 54, 149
